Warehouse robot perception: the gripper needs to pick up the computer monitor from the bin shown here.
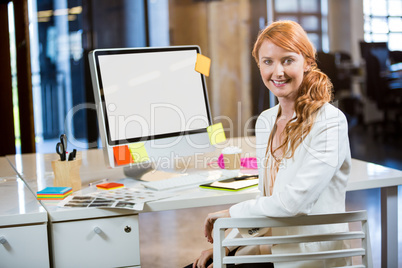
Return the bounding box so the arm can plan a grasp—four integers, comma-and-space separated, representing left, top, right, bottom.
359, 41, 390, 72
88, 46, 214, 176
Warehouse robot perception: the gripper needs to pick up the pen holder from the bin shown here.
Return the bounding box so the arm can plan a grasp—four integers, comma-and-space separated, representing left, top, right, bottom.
51, 159, 82, 192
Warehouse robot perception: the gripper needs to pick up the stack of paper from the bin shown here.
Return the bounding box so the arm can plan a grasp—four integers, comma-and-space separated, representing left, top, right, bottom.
37, 187, 72, 200
96, 182, 124, 190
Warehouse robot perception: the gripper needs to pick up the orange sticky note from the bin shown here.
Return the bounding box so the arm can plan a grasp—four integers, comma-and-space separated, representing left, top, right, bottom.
96, 182, 124, 190
113, 145, 134, 166
195, 53, 211, 77
207, 123, 226, 145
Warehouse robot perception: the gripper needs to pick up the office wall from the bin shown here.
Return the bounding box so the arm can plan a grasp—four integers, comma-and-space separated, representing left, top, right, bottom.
169, 0, 253, 138
328, 0, 364, 64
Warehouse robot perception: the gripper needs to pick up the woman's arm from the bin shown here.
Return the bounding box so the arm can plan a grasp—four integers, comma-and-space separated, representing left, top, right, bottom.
203, 209, 230, 243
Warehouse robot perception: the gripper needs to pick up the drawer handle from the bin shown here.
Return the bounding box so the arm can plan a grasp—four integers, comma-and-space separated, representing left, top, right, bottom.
94, 227, 102, 234
0, 236, 7, 245
124, 226, 132, 233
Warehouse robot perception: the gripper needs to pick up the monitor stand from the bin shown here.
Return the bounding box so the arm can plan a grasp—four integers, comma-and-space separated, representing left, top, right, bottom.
123, 162, 155, 181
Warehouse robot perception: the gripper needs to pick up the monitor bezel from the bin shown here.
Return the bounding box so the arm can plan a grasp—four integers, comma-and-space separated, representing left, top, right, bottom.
92, 46, 213, 147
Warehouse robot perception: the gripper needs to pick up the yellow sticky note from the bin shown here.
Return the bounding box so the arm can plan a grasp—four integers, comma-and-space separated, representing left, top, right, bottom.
195, 53, 211, 77
128, 143, 150, 163
207, 123, 226, 145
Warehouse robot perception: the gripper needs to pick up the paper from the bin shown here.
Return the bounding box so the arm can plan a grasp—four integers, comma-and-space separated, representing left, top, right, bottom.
59, 195, 144, 210
207, 122, 226, 145
59, 188, 175, 211
113, 145, 134, 166
128, 142, 150, 163
195, 53, 211, 77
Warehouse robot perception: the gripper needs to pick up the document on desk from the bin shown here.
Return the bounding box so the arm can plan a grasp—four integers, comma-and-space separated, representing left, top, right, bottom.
200, 176, 258, 191
58, 188, 175, 211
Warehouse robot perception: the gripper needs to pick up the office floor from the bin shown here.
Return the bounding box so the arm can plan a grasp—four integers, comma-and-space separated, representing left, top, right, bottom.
138, 123, 402, 268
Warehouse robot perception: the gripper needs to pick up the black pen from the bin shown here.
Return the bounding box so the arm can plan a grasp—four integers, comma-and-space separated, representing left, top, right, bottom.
68, 149, 77, 161
233, 175, 258, 180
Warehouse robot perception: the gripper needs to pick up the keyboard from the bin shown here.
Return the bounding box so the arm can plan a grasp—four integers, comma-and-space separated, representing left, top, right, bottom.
141, 171, 227, 191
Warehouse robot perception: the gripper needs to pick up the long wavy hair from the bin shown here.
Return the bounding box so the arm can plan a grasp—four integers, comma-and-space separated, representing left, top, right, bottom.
253, 20, 333, 162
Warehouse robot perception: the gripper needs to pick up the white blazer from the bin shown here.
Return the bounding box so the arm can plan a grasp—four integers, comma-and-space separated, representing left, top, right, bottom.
228, 103, 352, 268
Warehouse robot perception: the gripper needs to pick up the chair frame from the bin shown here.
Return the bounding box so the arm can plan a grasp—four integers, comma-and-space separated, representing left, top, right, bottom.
213, 210, 372, 268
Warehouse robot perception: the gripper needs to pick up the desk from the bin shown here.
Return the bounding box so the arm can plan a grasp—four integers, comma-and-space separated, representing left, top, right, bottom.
6, 137, 259, 267
0, 157, 49, 267
347, 158, 402, 268
5, 137, 402, 267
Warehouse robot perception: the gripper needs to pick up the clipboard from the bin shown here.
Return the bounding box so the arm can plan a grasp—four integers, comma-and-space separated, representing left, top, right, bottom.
200, 176, 258, 191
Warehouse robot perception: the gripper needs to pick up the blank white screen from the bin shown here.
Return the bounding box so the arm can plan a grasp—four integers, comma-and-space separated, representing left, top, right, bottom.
98, 50, 210, 142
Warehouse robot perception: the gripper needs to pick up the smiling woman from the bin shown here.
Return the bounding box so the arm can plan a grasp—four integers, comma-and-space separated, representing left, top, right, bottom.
252, 21, 333, 176
189, 20, 351, 268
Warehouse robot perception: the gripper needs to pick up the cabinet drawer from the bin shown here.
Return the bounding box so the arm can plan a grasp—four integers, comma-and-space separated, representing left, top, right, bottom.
51, 214, 140, 268
0, 223, 50, 267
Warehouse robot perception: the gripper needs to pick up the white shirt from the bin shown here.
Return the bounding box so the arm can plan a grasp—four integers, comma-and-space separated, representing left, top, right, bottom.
228, 103, 352, 267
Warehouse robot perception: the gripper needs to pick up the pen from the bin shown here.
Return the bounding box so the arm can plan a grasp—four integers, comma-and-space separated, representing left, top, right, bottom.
68, 149, 77, 161
233, 175, 258, 180
88, 178, 109, 187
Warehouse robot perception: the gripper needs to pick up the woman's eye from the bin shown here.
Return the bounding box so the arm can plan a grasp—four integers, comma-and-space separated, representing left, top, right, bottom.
284, 58, 294, 65
263, 60, 272, 65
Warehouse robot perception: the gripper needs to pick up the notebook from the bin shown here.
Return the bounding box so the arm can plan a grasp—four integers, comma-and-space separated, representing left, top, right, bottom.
200, 176, 258, 191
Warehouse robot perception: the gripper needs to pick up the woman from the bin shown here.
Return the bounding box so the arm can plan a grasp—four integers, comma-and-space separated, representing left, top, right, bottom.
189, 20, 351, 268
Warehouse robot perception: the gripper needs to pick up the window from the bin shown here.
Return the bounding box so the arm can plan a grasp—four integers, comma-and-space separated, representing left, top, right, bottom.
273, 0, 328, 52
364, 0, 402, 51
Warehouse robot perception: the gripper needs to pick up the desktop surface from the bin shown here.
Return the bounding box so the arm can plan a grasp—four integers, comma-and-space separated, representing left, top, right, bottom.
5, 137, 259, 222
0, 158, 47, 227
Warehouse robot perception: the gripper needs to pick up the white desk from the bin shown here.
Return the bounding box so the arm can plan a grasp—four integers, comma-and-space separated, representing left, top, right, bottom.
0, 157, 49, 267
6, 138, 259, 267
347, 158, 402, 268
6, 151, 142, 268
5, 136, 402, 268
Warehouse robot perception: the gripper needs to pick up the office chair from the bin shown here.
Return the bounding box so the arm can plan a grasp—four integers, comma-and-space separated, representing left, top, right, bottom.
334, 51, 353, 91
363, 49, 402, 139
213, 210, 372, 268
389, 50, 402, 65
359, 42, 402, 139
359, 42, 390, 72
316, 51, 362, 126
316, 51, 340, 92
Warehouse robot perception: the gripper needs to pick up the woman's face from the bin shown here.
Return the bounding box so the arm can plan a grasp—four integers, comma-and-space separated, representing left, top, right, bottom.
258, 39, 310, 102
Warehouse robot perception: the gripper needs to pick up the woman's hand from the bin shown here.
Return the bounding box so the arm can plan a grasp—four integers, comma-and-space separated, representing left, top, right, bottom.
192, 247, 230, 268
192, 248, 213, 268
204, 209, 230, 243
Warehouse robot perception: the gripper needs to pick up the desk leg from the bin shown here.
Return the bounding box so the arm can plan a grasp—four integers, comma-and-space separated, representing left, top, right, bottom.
381, 186, 398, 268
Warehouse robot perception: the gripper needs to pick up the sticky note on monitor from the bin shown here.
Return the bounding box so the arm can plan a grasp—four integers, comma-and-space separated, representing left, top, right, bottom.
207, 122, 226, 145
113, 145, 134, 166
195, 53, 211, 77
128, 142, 150, 163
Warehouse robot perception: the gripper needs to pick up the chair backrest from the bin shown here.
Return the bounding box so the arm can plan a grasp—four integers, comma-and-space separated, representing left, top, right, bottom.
213, 210, 372, 268
359, 41, 390, 72
316, 51, 340, 92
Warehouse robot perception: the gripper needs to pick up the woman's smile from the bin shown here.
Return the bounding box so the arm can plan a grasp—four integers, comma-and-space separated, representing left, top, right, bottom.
271, 79, 289, 87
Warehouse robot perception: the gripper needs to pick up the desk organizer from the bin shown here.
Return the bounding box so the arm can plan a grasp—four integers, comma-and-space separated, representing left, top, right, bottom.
51, 159, 82, 192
